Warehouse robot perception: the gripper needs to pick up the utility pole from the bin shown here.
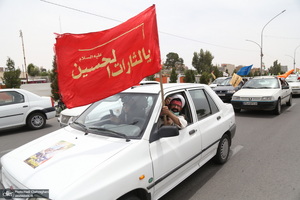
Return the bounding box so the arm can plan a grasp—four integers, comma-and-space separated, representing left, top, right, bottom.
20, 30, 28, 83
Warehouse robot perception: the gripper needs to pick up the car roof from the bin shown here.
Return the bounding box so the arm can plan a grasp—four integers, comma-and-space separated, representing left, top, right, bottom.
123, 83, 207, 94
252, 76, 277, 79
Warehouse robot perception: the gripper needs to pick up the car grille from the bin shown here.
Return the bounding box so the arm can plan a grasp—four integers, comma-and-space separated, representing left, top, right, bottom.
240, 97, 261, 101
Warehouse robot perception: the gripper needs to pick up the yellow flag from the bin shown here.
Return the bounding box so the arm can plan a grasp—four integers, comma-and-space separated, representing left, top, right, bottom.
230, 73, 242, 87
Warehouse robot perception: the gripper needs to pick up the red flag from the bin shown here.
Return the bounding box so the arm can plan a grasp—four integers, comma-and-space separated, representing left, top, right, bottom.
55, 5, 161, 108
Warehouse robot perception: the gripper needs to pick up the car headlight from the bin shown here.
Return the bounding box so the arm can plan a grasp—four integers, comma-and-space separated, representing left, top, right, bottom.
232, 96, 240, 100
261, 96, 272, 101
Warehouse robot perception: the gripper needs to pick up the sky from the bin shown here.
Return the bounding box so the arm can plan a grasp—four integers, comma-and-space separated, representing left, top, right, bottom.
1, 0, 300, 72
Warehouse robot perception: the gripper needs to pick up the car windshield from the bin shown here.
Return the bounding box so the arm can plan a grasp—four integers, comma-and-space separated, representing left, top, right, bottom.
212, 78, 226, 85
72, 93, 157, 139
242, 78, 279, 89
286, 75, 299, 82
219, 78, 232, 86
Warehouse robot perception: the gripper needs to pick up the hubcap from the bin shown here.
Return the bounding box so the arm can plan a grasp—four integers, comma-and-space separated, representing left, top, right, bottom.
220, 138, 229, 160
32, 115, 43, 127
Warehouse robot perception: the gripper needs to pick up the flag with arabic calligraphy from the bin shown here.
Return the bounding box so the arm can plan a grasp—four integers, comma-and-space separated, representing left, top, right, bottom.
55, 5, 161, 108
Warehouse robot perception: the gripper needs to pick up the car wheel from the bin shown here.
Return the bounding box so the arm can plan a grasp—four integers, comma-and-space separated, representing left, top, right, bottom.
286, 94, 292, 106
118, 194, 141, 200
214, 134, 230, 164
26, 112, 46, 130
234, 108, 241, 113
273, 99, 281, 115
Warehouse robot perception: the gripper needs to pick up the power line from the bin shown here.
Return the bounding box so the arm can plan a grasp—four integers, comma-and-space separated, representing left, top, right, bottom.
40, 0, 122, 23
40, 0, 249, 52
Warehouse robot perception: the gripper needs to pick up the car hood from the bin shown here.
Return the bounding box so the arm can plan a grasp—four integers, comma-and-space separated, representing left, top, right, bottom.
234, 88, 279, 97
1, 127, 132, 192
287, 82, 300, 87
213, 85, 237, 91
60, 105, 90, 117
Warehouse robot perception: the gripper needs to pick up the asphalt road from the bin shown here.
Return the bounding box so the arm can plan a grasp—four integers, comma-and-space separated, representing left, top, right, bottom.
1, 97, 300, 200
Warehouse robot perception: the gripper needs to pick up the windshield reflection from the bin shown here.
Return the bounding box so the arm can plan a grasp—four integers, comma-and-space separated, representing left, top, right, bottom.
243, 78, 279, 89
72, 93, 157, 139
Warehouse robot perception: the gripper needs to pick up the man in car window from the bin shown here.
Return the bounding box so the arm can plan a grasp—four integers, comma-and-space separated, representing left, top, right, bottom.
160, 94, 187, 129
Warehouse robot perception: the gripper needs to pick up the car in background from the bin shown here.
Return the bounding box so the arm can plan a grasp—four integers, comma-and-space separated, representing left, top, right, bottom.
1, 83, 236, 200
139, 80, 160, 85
286, 74, 300, 95
213, 77, 244, 102
231, 76, 292, 115
0, 88, 56, 130
209, 77, 227, 89
58, 104, 90, 127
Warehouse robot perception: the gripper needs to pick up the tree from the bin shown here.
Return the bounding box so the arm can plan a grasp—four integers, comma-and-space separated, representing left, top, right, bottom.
211, 66, 222, 78
163, 52, 184, 69
268, 60, 282, 75
27, 63, 40, 77
50, 56, 60, 101
199, 72, 211, 84
184, 70, 195, 83
192, 49, 214, 74
2, 57, 21, 88
169, 68, 178, 83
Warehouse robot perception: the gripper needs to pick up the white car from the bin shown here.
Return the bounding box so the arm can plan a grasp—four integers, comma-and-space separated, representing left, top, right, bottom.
0, 88, 56, 130
286, 74, 300, 95
1, 83, 236, 200
58, 104, 90, 127
209, 77, 227, 88
231, 76, 292, 115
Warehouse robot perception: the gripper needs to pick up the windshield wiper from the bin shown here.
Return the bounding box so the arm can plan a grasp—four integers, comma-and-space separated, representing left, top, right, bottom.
73, 121, 89, 135
89, 127, 130, 142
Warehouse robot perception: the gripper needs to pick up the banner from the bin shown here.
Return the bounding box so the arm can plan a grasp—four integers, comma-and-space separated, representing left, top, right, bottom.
55, 5, 161, 108
230, 73, 243, 87
277, 69, 294, 79
236, 64, 253, 76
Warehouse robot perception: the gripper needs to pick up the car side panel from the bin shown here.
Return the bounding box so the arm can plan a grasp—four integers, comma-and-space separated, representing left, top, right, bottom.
150, 122, 202, 200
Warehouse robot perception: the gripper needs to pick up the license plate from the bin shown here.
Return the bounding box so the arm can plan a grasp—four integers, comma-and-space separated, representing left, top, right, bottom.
243, 101, 257, 105
218, 94, 225, 96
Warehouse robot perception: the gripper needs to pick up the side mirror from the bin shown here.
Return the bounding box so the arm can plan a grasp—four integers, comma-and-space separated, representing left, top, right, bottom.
150, 125, 179, 142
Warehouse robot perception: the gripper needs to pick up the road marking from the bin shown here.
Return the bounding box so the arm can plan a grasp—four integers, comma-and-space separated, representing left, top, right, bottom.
231, 145, 243, 157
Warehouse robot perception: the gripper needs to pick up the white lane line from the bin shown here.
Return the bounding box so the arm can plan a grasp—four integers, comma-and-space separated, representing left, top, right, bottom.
231, 145, 243, 157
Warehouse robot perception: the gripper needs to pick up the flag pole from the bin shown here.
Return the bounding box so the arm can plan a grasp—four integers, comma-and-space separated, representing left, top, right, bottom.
159, 70, 167, 124
159, 70, 165, 107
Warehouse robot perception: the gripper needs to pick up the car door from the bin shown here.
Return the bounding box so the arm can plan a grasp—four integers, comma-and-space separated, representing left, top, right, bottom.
0, 91, 30, 129
149, 91, 202, 199
188, 88, 226, 164
279, 78, 291, 103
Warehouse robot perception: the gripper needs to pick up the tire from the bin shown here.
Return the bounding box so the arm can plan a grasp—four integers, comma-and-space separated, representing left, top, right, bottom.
214, 134, 230, 164
118, 194, 141, 200
286, 94, 292, 106
273, 99, 281, 115
234, 108, 241, 113
26, 112, 46, 130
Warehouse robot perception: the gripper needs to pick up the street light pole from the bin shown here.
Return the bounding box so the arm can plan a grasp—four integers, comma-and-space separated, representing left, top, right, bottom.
246, 39, 261, 74
260, 10, 286, 75
294, 45, 300, 71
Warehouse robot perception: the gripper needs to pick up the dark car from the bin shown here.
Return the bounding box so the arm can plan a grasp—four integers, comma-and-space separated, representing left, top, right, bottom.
213, 77, 244, 102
